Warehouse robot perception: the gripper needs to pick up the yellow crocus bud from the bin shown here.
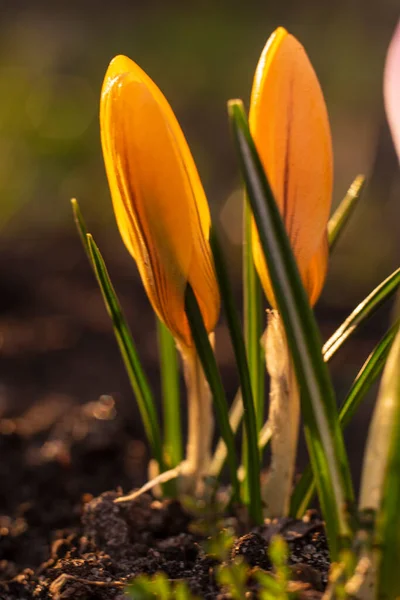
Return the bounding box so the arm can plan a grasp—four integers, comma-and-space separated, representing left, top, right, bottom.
249, 27, 333, 307
100, 55, 220, 349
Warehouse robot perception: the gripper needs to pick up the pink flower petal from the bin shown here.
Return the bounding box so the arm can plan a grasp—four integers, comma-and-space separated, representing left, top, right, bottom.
384, 19, 400, 163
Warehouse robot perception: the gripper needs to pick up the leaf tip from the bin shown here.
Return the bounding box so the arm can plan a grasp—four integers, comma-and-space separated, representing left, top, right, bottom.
227, 98, 245, 115
70, 197, 78, 216
351, 174, 366, 195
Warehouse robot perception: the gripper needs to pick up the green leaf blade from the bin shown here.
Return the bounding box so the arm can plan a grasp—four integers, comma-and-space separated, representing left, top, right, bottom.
328, 175, 365, 250
86, 233, 164, 471
243, 197, 265, 430
72, 201, 164, 468
157, 319, 182, 469
339, 320, 399, 429
323, 268, 400, 362
210, 229, 262, 524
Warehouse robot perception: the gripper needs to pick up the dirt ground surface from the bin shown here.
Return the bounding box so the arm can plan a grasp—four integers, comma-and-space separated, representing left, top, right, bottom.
0, 398, 329, 599
0, 233, 389, 599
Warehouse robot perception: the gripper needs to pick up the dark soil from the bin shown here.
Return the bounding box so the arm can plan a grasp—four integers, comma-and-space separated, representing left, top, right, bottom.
0, 393, 329, 600
0, 233, 381, 599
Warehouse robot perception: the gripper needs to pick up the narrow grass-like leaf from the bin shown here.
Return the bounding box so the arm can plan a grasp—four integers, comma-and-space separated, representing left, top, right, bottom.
83, 233, 164, 471
71, 198, 91, 257
340, 320, 399, 429
290, 321, 399, 518
209, 388, 243, 477
72, 200, 164, 468
323, 268, 400, 362
243, 198, 265, 429
210, 229, 262, 524
289, 464, 314, 521
157, 319, 182, 469
184, 284, 240, 502
361, 327, 400, 599
229, 99, 353, 558
72, 199, 163, 468
328, 175, 365, 251
241, 197, 264, 507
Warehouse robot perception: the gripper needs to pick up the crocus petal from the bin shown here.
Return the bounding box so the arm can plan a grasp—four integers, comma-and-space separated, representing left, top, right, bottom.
384, 19, 400, 163
303, 237, 329, 306
249, 27, 333, 306
252, 227, 328, 309
101, 55, 220, 347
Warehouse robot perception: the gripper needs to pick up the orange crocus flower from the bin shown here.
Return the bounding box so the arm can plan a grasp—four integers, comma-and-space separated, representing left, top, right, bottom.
100, 55, 220, 349
249, 27, 333, 307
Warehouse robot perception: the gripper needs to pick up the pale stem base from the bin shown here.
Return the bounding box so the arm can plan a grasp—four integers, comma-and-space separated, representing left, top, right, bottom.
178, 339, 214, 495
262, 310, 300, 517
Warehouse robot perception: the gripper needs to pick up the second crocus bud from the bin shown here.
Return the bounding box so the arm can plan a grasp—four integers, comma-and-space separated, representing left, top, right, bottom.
250, 27, 333, 308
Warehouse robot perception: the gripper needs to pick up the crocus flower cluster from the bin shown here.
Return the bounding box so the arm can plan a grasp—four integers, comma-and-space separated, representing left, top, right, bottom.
101, 27, 332, 332
100, 27, 333, 506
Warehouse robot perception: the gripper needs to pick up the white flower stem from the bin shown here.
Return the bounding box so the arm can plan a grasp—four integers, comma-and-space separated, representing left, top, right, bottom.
262, 310, 300, 517
178, 341, 214, 494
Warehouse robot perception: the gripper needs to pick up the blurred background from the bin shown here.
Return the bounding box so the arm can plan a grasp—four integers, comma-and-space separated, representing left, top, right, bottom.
0, 0, 399, 490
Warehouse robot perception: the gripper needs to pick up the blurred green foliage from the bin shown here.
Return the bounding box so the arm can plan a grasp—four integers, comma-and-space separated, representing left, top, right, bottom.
0, 0, 399, 306
126, 530, 293, 599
